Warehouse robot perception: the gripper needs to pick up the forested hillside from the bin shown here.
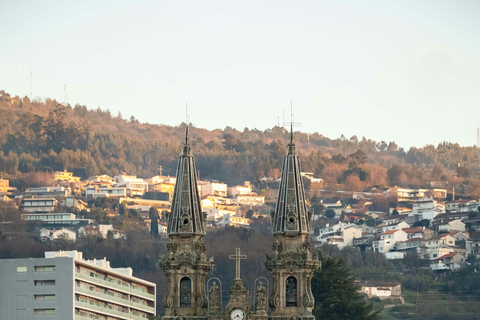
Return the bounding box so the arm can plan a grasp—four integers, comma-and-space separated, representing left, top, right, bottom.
2, 90, 480, 196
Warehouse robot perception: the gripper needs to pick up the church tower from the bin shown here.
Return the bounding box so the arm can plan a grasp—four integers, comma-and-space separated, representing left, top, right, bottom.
265, 130, 321, 320
159, 125, 214, 319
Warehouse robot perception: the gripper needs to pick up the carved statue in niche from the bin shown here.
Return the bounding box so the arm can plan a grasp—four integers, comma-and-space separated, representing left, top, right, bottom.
286, 277, 297, 307
180, 277, 192, 307
209, 281, 220, 310
256, 281, 267, 312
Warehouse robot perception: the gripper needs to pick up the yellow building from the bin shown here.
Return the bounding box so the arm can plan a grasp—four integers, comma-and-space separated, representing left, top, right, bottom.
0, 178, 17, 195
54, 170, 81, 183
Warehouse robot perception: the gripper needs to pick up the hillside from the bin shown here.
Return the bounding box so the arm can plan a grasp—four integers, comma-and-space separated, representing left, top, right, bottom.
1, 90, 480, 196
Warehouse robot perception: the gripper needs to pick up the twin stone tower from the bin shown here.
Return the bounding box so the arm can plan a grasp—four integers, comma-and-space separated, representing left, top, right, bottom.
159, 126, 321, 320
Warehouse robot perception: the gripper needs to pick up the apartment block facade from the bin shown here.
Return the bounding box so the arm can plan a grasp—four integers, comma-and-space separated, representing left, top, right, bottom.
0, 251, 156, 320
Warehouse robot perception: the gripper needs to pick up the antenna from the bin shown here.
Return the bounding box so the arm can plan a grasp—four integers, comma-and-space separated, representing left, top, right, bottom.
282, 101, 301, 144
30, 59, 33, 99
477, 127, 479, 148
22, 60, 24, 97
185, 103, 189, 144
64, 84, 67, 104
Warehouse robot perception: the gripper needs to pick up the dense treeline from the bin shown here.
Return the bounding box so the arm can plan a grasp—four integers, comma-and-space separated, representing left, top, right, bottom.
2, 90, 480, 196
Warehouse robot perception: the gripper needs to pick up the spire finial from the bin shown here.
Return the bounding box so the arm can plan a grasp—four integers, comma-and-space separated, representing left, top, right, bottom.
290, 101, 293, 145
185, 103, 189, 145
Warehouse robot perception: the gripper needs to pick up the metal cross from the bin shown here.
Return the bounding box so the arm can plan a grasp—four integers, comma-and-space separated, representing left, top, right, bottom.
229, 248, 247, 279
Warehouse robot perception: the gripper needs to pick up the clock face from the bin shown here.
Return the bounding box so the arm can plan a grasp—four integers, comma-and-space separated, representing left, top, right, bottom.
231, 309, 245, 320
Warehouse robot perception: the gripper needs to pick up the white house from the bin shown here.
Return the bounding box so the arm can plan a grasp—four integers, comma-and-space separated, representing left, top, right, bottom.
228, 183, 252, 197
374, 230, 408, 254
381, 221, 409, 233
430, 252, 464, 271
200, 182, 228, 197
218, 214, 250, 228
409, 197, 444, 221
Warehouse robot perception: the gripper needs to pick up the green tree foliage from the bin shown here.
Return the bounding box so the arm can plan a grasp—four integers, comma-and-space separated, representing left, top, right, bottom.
312, 253, 379, 320
2, 90, 480, 196
413, 219, 430, 228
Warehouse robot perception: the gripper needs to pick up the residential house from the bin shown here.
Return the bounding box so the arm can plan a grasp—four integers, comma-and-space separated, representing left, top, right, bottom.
354, 235, 375, 251
0, 178, 17, 196
373, 229, 408, 254
430, 252, 465, 271
21, 212, 91, 226
39, 227, 77, 241
434, 219, 466, 233
24, 186, 70, 198
54, 170, 81, 183
234, 193, 265, 206
359, 281, 402, 300
199, 182, 228, 197
401, 226, 434, 240
381, 221, 410, 233
228, 182, 252, 197
382, 214, 409, 226
85, 186, 127, 199
408, 197, 444, 222
218, 214, 250, 228
86, 174, 114, 187
395, 238, 427, 252
21, 197, 59, 213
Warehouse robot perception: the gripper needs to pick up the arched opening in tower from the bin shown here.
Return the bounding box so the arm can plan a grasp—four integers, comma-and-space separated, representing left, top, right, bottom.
180, 277, 192, 307
286, 276, 297, 306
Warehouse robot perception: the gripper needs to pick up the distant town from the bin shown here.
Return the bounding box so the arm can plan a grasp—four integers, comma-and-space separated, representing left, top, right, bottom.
1, 169, 479, 270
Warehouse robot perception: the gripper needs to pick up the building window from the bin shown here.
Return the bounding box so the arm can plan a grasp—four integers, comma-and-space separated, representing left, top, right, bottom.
286, 276, 297, 307
34, 280, 55, 286
179, 277, 191, 307
17, 266, 27, 272
34, 295, 55, 301
34, 309, 56, 315
35, 266, 55, 272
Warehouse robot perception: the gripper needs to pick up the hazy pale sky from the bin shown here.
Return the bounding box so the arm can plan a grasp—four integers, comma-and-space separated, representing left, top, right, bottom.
1, 0, 479, 148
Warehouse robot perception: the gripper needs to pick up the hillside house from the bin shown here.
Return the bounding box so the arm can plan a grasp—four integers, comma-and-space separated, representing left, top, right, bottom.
430, 252, 465, 271
402, 226, 434, 240
382, 221, 410, 233
359, 281, 402, 300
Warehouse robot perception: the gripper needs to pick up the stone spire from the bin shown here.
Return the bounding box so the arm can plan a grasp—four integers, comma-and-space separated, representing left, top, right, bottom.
271, 129, 312, 237
167, 124, 206, 236
265, 128, 320, 320
160, 124, 213, 319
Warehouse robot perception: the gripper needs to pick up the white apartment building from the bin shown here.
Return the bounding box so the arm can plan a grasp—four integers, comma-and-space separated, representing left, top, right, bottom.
0, 250, 156, 320
200, 182, 227, 197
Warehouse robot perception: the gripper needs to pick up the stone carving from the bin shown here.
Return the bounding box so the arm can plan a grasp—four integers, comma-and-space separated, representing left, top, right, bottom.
180, 207, 191, 232
286, 206, 297, 230
209, 282, 220, 311
256, 282, 267, 313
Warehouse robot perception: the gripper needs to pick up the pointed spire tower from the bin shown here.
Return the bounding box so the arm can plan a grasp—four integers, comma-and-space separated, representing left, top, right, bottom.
160, 124, 214, 319
265, 126, 321, 320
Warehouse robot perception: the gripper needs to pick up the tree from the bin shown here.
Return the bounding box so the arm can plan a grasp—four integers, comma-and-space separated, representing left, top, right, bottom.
413, 219, 430, 228
392, 209, 399, 215
312, 254, 380, 320
324, 209, 336, 219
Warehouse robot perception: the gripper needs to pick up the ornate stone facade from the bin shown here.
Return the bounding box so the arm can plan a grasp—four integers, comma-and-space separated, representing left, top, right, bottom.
159, 127, 320, 320
159, 127, 214, 319
264, 139, 321, 320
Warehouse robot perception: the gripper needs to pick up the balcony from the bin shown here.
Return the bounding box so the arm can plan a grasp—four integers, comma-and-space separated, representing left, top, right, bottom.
75, 272, 154, 301
75, 300, 130, 320
75, 286, 155, 314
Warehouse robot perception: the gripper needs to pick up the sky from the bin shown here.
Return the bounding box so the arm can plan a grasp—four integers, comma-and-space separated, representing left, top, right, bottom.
1, 0, 479, 149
